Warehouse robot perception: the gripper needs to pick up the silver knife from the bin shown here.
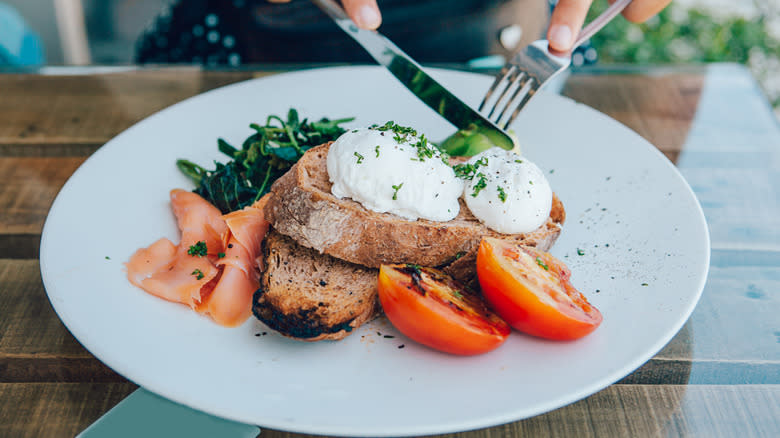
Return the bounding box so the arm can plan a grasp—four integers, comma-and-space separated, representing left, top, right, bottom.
310, 0, 515, 151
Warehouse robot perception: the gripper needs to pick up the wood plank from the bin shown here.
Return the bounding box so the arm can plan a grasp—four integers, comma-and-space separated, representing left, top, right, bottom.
0, 157, 85, 247
1, 383, 777, 438
0, 260, 97, 358
0, 143, 101, 157
564, 65, 780, 164
0, 259, 126, 382
0, 71, 262, 146
562, 72, 703, 158
0, 383, 137, 438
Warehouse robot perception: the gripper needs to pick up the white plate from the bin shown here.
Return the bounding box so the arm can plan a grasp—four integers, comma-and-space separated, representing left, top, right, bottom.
40, 66, 710, 437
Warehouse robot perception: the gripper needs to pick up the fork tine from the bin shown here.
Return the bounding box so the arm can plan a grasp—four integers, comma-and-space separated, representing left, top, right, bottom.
501, 83, 540, 129
487, 70, 524, 119
494, 74, 534, 128
478, 64, 514, 112
479, 63, 517, 112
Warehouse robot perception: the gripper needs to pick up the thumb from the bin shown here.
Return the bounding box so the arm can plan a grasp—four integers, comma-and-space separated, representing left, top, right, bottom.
342, 0, 382, 30
548, 0, 593, 52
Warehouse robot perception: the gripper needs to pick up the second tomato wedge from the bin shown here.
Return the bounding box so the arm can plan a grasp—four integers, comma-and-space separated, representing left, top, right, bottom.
378, 264, 510, 355
477, 238, 602, 341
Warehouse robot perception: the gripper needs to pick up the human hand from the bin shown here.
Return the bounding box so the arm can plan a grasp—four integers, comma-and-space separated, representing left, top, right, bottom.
548, 0, 673, 52
268, 0, 381, 30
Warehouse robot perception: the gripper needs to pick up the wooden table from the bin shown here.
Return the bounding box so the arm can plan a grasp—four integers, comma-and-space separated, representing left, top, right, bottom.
1, 64, 778, 437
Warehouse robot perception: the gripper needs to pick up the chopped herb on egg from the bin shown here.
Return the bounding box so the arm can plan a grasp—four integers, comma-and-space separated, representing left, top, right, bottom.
535, 257, 549, 271
515, 159, 523, 163
191, 269, 205, 280
453, 157, 488, 180
375, 145, 380, 157
392, 182, 404, 200
471, 173, 487, 197
218, 252, 226, 258
412, 134, 436, 161
370, 121, 418, 144
187, 241, 208, 257
577, 248, 585, 256
354, 151, 364, 164
497, 186, 507, 202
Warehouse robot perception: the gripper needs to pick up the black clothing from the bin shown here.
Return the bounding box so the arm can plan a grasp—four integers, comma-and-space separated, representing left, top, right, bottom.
136, 0, 548, 65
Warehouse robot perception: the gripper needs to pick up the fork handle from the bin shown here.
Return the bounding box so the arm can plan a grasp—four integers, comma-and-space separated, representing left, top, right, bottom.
573, 0, 633, 48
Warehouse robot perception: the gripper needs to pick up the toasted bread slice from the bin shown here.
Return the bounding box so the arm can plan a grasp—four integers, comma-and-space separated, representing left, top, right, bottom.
264, 142, 566, 271
252, 229, 381, 342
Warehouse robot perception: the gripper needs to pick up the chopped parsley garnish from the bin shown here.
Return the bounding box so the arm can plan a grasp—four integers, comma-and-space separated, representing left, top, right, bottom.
535, 257, 549, 271
454, 251, 466, 260
217, 252, 226, 258
497, 186, 507, 202
515, 159, 523, 163
354, 151, 364, 164
375, 145, 380, 157
392, 183, 404, 200
529, 180, 534, 185
412, 134, 436, 161
577, 248, 585, 256
452, 156, 488, 180
191, 269, 205, 280
104, 256, 110, 260
187, 241, 208, 257
471, 173, 487, 197
451, 289, 464, 299
641, 283, 649, 286
370, 121, 417, 144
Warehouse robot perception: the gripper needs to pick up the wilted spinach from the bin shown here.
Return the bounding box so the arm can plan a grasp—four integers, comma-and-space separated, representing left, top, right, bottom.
177, 109, 353, 213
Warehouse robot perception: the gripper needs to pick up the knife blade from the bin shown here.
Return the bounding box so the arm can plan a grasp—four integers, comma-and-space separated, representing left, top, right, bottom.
310, 0, 515, 151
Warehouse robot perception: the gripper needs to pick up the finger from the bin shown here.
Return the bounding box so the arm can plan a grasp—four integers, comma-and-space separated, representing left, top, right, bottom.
621, 0, 673, 23
342, 0, 382, 30
547, 0, 594, 52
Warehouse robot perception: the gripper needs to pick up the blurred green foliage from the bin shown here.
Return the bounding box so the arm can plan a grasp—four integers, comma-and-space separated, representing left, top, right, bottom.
586, 0, 780, 107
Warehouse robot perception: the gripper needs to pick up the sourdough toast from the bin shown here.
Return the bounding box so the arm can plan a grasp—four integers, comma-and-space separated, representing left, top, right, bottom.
264, 142, 566, 271
252, 230, 381, 341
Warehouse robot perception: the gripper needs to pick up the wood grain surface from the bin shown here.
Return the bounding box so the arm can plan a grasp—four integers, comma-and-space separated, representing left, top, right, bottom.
1, 64, 778, 437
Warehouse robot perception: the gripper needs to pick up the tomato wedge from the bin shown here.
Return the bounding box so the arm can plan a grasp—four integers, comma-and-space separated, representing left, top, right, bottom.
378, 264, 510, 355
477, 238, 602, 341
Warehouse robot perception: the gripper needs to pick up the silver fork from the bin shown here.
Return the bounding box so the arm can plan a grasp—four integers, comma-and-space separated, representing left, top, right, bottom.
479, 0, 633, 129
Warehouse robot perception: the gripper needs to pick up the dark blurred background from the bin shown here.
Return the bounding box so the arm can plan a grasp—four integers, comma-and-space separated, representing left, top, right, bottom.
0, 0, 778, 111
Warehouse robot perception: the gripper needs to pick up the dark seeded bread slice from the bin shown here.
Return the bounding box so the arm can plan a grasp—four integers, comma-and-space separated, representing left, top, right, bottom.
252, 229, 381, 342
264, 142, 566, 270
